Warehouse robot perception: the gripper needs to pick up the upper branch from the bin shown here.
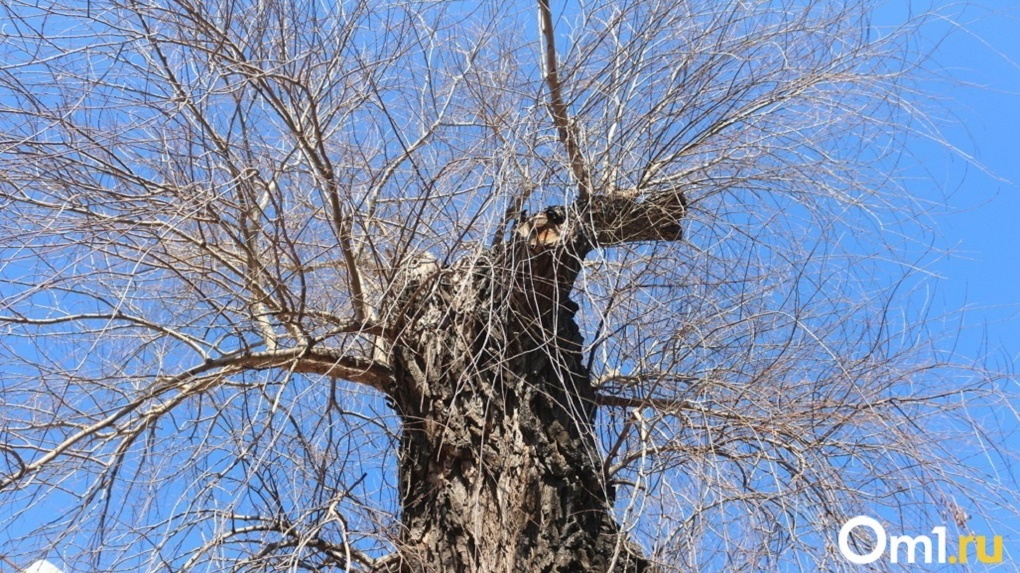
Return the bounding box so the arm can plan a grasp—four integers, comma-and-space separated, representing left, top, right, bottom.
538, 0, 593, 202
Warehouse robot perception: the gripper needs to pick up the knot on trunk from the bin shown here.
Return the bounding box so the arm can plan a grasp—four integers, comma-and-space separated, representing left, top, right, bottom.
516, 205, 567, 251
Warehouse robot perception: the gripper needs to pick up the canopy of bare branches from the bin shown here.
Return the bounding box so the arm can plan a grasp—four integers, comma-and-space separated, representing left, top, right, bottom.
0, 0, 1015, 572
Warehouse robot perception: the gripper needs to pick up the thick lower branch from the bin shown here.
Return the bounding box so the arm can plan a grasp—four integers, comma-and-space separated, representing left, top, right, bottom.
235, 347, 392, 391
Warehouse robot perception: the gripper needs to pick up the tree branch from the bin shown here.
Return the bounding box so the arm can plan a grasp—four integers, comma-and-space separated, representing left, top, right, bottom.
586, 189, 687, 246
538, 0, 593, 202
0, 348, 391, 492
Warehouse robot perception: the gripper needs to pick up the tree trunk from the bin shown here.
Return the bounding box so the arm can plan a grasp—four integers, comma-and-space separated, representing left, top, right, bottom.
383, 232, 650, 573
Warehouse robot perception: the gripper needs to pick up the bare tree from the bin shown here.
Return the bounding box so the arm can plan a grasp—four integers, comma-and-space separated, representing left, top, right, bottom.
0, 0, 1014, 571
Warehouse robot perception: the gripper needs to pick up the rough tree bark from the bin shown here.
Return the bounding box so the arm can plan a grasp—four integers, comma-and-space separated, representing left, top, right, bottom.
378, 198, 686, 573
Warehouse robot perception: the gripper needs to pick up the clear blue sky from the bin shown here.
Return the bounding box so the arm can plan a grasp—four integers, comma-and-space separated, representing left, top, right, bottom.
909, 0, 1020, 366
899, 0, 1020, 556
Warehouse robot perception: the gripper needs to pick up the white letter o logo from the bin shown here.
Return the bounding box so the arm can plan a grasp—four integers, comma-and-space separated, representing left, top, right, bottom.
839, 516, 886, 564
